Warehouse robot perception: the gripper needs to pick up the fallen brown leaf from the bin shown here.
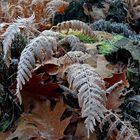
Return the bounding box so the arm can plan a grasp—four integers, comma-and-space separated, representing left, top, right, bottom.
106, 81, 125, 110
2, 98, 70, 140
95, 55, 114, 78
104, 71, 129, 88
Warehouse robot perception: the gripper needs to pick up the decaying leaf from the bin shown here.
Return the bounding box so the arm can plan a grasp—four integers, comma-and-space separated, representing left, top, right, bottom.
104, 70, 129, 88
95, 55, 114, 78
106, 80, 125, 110
21, 73, 61, 101
2, 98, 70, 140
35, 57, 60, 75
75, 121, 98, 140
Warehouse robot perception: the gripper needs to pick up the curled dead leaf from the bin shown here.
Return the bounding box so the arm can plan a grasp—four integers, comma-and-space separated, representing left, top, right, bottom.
35, 58, 60, 75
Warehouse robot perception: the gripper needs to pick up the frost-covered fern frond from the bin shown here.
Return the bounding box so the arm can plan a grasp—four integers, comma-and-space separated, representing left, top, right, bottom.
31, 0, 44, 5
100, 111, 140, 140
60, 51, 91, 67
58, 35, 86, 52
65, 63, 107, 138
2, 24, 20, 67
39, 30, 60, 39
2, 14, 35, 67
91, 19, 140, 41
71, 42, 86, 52
16, 35, 57, 104
14, 13, 35, 29
55, 20, 96, 38
0, 23, 9, 31
58, 35, 80, 47
45, 0, 69, 21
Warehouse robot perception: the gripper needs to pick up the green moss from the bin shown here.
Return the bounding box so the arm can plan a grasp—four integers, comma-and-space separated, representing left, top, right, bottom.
111, 35, 124, 44
98, 35, 124, 55
71, 31, 96, 43
61, 30, 96, 43
98, 42, 114, 55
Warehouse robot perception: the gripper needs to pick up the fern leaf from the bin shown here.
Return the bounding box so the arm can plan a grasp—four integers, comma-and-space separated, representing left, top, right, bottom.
39, 30, 60, 38
91, 19, 140, 41
100, 111, 140, 140
2, 24, 20, 67
14, 13, 35, 29
16, 35, 57, 104
60, 51, 91, 67
2, 14, 35, 67
55, 20, 96, 38
65, 63, 107, 138
45, 0, 69, 21
71, 42, 86, 52
58, 34, 86, 52
59, 34, 80, 46
31, 0, 43, 5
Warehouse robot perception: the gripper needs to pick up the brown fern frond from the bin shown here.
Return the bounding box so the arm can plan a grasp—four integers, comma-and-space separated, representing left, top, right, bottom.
54, 20, 96, 38
31, 0, 45, 22
0, 2, 11, 22
18, 0, 31, 17
8, 5, 24, 20
100, 111, 140, 140
64, 63, 107, 138
16, 35, 57, 104
127, 0, 140, 32
45, 0, 69, 22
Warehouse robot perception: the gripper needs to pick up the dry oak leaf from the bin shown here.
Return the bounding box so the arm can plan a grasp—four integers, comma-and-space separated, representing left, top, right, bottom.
3, 99, 70, 140
75, 121, 98, 140
106, 81, 126, 110
21, 73, 61, 100
104, 70, 129, 88
95, 55, 114, 78
84, 43, 98, 68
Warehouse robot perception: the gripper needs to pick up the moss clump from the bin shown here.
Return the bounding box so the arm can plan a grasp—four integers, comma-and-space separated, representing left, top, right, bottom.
98, 35, 124, 55
111, 35, 124, 44
98, 42, 114, 55
62, 30, 96, 43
